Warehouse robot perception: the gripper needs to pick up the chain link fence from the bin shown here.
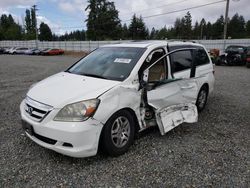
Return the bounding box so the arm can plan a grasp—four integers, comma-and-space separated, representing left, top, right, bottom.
1, 39, 250, 52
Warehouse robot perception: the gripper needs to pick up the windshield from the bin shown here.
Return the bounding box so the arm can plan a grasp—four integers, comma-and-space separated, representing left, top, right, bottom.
68, 47, 146, 81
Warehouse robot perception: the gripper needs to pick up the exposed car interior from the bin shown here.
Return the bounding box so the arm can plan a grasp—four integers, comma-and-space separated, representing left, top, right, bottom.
148, 51, 167, 82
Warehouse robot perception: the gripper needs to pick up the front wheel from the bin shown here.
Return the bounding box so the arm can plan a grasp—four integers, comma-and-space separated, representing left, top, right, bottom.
100, 110, 135, 156
196, 86, 208, 112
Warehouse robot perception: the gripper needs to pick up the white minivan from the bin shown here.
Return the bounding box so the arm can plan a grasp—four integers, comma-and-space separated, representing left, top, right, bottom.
20, 41, 215, 158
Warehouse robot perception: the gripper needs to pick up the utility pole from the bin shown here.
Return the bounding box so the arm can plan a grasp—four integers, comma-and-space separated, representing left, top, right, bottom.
223, 0, 230, 51
32, 5, 39, 49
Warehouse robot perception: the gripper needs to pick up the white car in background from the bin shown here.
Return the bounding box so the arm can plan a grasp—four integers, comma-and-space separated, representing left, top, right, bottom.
13, 47, 29, 54
24, 48, 41, 55
20, 41, 215, 158
7, 47, 17, 54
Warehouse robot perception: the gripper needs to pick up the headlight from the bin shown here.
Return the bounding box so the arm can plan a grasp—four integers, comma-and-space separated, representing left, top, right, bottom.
54, 99, 100, 122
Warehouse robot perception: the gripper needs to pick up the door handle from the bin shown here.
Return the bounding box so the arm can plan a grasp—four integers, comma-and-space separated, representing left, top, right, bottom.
181, 85, 194, 89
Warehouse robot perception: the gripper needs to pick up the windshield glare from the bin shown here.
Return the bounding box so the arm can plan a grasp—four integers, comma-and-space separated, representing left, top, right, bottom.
68, 47, 146, 81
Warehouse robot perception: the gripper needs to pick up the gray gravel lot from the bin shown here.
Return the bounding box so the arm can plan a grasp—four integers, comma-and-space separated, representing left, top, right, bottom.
0, 55, 249, 187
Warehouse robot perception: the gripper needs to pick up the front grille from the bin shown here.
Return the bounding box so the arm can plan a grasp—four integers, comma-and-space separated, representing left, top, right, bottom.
24, 97, 53, 122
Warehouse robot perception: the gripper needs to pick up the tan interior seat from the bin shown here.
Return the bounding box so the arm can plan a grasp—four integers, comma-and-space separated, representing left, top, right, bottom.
148, 52, 166, 82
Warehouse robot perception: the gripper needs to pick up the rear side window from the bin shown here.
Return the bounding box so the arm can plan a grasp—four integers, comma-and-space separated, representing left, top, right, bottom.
169, 50, 192, 73
195, 48, 210, 66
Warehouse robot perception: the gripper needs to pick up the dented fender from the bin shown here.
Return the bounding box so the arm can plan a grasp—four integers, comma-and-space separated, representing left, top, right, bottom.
93, 83, 145, 129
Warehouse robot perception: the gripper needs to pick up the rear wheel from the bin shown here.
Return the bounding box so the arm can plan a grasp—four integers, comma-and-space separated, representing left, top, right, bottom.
196, 86, 208, 112
100, 110, 135, 156
215, 59, 221, 66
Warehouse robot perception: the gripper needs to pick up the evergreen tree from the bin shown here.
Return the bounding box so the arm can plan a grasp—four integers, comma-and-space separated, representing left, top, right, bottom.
85, 0, 121, 40
156, 26, 168, 39
228, 13, 246, 38
193, 21, 200, 39
183, 11, 192, 39
200, 18, 206, 39
25, 8, 36, 39
39, 22, 52, 41
246, 20, 250, 37
149, 27, 156, 39
121, 23, 129, 39
0, 14, 22, 40
206, 22, 213, 39
128, 14, 148, 40
212, 15, 224, 39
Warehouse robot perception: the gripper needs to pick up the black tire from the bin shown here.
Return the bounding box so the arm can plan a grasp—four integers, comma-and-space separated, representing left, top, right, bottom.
100, 110, 135, 156
246, 62, 250, 68
196, 86, 208, 112
215, 59, 221, 66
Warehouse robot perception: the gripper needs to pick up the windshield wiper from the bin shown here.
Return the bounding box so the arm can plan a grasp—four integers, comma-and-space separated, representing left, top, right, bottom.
80, 73, 107, 79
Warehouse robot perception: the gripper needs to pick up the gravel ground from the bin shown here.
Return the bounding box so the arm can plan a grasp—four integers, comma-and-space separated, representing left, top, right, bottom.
0, 55, 249, 187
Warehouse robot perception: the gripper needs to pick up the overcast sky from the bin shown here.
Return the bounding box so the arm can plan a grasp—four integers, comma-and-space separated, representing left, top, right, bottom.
0, 0, 249, 35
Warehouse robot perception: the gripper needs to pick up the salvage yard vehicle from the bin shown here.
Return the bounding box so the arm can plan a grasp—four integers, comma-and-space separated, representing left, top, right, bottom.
39, 48, 50, 55
13, 47, 29, 54
41, 48, 64, 55
24, 48, 41, 55
0, 47, 4, 54
7, 47, 17, 54
20, 41, 215, 158
216, 45, 247, 66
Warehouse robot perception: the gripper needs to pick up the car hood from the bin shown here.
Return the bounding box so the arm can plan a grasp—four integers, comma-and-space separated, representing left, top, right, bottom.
27, 72, 120, 108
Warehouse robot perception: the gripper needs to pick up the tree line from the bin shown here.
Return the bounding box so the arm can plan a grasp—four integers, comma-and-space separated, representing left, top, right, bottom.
0, 7, 53, 41
1, 0, 250, 41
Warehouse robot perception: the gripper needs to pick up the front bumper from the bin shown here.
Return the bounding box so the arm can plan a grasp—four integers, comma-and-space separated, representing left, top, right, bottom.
20, 100, 104, 158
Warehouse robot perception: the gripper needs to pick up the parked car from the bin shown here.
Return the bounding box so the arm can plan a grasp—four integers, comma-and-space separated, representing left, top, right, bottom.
39, 48, 51, 55
246, 46, 250, 68
43, 48, 64, 55
7, 47, 17, 54
216, 45, 247, 66
20, 41, 215, 158
2, 47, 10, 54
13, 47, 29, 54
0, 47, 4, 54
24, 48, 41, 55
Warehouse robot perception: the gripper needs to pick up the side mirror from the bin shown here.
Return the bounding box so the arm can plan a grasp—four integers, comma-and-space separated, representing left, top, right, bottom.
143, 69, 149, 82
139, 68, 149, 90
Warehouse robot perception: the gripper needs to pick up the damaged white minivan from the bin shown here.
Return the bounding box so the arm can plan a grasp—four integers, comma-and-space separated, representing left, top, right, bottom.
20, 41, 215, 158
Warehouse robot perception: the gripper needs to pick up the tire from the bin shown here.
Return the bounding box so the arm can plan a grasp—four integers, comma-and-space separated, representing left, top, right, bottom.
246, 62, 250, 68
215, 59, 221, 66
196, 86, 208, 112
100, 110, 135, 156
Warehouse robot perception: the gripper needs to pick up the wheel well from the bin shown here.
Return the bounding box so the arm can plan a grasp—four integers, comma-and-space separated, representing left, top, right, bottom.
98, 108, 140, 153
102, 108, 141, 133
201, 83, 209, 93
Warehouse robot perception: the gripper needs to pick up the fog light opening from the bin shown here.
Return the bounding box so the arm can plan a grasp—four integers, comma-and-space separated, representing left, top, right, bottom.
62, 143, 73, 147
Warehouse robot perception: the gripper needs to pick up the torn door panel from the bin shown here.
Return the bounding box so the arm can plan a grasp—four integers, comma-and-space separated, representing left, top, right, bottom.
155, 103, 198, 135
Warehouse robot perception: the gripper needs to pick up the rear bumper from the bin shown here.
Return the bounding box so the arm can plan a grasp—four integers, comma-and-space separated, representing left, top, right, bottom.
20, 100, 104, 158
